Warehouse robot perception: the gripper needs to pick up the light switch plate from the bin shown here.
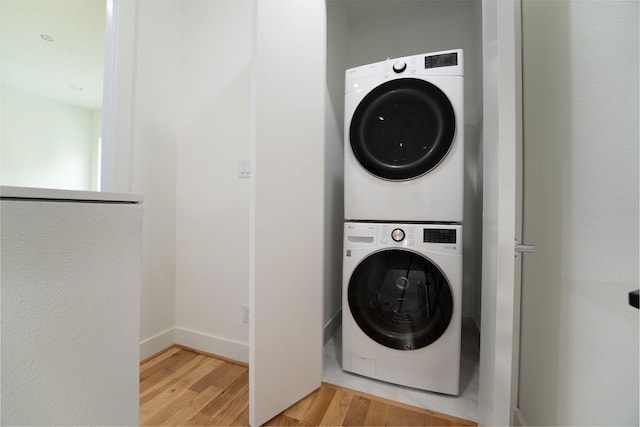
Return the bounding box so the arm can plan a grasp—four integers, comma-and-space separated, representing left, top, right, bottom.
238, 159, 251, 178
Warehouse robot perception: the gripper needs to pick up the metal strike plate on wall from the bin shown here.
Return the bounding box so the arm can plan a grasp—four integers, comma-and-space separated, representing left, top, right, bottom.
515, 240, 536, 257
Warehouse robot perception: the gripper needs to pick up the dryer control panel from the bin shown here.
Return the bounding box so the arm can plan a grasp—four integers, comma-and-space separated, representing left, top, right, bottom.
345, 48, 464, 95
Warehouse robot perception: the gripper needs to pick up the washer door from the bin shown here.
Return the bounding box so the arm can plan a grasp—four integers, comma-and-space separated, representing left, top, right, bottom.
348, 249, 454, 350
350, 78, 456, 180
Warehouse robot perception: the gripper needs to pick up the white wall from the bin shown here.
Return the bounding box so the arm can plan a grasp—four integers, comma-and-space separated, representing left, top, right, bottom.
323, 2, 348, 341
174, 0, 252, 362
325, 0, 484, 324
519, 0, 639, 425
131, 0, 181, 358
128, 0, 253, 362
477, 0, 521, 423
132, 0, 483, 365
90, 110, 102, 190
1, 84, 99, 190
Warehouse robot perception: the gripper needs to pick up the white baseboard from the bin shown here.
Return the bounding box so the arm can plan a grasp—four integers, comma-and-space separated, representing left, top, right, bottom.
324, 309, 342, 344
140, 328, 175, 361
174, 327, 249, 364
143, 318, 335, 364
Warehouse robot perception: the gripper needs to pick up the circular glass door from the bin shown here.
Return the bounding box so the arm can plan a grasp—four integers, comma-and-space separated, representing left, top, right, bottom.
348, 249, 453, 350
350, 78, 456, 180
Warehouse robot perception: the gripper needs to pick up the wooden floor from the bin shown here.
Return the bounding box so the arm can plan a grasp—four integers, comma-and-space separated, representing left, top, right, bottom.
140, 346, 476, 426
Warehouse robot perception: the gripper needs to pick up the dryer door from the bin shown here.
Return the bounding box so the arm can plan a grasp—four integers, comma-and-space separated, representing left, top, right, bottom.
348, 249, 454, 350
350, 78, 456, 180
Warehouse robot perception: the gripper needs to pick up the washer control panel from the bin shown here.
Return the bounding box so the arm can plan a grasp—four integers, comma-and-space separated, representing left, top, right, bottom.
344, 222, 461, 254
380, 224, 416, 246
391, 228, 405, 242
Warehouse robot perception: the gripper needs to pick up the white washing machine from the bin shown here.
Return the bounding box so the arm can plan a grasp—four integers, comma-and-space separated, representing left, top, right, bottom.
344, 49, 464, 222
342, 221, 462, 394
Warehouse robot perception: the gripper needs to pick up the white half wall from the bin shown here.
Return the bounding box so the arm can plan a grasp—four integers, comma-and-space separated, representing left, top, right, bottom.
1, 194, 142, 426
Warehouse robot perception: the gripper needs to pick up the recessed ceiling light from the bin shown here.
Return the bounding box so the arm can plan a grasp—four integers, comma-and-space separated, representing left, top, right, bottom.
40, 34, 54, 42
69, 84, 83, 91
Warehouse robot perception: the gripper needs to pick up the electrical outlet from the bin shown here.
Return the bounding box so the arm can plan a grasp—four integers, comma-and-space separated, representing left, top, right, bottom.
242, 305, 249, 324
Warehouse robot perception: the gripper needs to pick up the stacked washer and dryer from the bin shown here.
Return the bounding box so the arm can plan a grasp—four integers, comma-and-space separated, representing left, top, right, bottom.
342, 49, 464, 395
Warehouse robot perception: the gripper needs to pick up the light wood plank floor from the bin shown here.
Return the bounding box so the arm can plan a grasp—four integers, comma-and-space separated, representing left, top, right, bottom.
140, 346, 476, 426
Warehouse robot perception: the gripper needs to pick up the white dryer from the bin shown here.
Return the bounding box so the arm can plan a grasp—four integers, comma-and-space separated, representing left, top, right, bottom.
344, 49, 464, 222
342, 221, 462, 394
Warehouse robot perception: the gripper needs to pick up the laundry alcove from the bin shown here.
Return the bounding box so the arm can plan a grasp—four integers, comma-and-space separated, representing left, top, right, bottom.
104, 0, 522, 425
321, 0, 484, 423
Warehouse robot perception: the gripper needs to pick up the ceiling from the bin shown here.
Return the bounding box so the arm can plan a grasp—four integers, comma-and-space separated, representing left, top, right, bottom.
1, 0, 106, 110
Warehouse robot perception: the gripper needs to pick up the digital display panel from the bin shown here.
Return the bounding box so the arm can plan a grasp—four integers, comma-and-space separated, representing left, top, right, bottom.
423, 228, 457, 244
424, 53, 458, 69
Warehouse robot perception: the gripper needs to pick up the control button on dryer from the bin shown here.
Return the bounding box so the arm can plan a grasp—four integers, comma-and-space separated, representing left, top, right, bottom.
393, 60, 407, 73
391, 228, 405, 242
